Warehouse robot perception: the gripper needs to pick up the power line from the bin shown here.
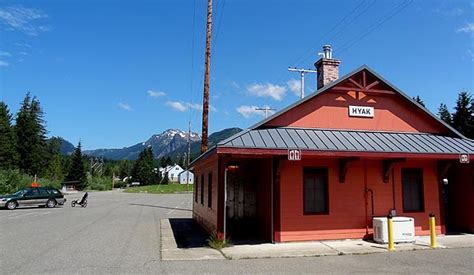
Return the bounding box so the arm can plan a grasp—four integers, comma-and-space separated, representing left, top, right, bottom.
189, 0, 198, 124
324, 0, 376, 45
290, 0, 373, 68
270, 0, 374, 93
336, 0, 413, 54
214, 0, 226, 46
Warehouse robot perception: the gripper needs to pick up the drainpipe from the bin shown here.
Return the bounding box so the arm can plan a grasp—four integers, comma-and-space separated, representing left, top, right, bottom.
224, 167, 228, 241
270, 157, 274, 243
364, 160, 369, 237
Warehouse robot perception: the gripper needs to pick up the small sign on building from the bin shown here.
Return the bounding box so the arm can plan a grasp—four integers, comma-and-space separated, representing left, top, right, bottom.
349, 105, 374, 118
459, 153, 470, 164
288, 149, 301, 161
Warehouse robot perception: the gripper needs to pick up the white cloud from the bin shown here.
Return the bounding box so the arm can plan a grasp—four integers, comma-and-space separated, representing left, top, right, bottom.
230, 81, 240, 89
0, 6, 50, 36
147, 90, 166, 98
166, 101, 187, 112
457, 22, 474, 33
166, 101, 217, 112
468, 50, 474, 61
0, 60, 9, 67
247, 83, 287, 101
287, 78, 301, 96
15, 42, 31, 48
0, 51, 11, 57
118, 102, 133, 111
236, 105, 275, 119
434, 7, 464, 16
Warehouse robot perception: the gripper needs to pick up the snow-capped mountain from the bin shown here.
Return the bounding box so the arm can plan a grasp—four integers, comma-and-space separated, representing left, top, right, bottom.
83, 128, 203, 160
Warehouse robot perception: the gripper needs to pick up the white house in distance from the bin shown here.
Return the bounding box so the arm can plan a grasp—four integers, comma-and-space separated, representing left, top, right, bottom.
159, 164, 184, 182
178, 170, 194, 185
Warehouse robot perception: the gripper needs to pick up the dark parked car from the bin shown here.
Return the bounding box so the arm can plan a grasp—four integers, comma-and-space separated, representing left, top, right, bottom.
0, 187, 66, 210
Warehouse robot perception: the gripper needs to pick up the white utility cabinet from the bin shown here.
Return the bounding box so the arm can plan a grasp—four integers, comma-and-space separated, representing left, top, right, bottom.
373, 217, 415, 243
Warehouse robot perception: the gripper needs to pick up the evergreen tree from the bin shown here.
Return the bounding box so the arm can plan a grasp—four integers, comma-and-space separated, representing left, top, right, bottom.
46, 137, 63, 180
14, 94, 48, 176
452, 91, 474, 138
438, 103, 452, 125
47, 154, 64, 181
162, 172, 169, 185
131, 147, 155, 185
0, 102, 18, 169
118, 160, 132, 179
66, 142, 87, 190
413, 95, 425, 107
159, 157, 166, 168
165, 156, 172, 166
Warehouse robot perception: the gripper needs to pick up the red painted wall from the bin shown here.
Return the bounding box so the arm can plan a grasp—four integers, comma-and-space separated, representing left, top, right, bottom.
193, 154, 219, 235
264, 89, 448, 135
275, 158, 443, 242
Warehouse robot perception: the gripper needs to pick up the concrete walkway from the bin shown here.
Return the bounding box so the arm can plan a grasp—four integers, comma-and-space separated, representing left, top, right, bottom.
160, 218, 474, 261
161, 219, 225, 260
221, 235, 474, 260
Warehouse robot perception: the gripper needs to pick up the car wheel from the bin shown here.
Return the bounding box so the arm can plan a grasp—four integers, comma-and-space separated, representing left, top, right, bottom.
6, 201, 17, 210
46, 199, 57, 208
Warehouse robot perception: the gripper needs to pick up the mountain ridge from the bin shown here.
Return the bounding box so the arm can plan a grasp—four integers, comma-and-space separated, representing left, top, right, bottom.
78, 128, 242, 160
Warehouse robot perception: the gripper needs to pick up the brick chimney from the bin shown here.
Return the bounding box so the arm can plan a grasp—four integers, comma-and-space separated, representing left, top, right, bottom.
314, 45, 341, 89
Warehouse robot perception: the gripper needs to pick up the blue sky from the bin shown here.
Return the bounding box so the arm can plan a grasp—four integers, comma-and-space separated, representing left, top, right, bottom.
0, 0, 473, 150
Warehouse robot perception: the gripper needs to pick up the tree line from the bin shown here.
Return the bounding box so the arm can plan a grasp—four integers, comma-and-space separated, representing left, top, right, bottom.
1, 91, 472, 194
0, 93, 187, 194
413, 91, 473, 138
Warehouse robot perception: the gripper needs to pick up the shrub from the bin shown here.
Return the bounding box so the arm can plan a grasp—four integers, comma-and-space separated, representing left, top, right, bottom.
0, 169, 32, 195
207, 232, 232, 250
114, 180, 127, 188
86, 177, 113, 191
0, 170, 61, 195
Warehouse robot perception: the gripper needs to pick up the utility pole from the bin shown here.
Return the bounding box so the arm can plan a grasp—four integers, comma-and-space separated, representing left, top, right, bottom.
201, 0, 213, 153
186, 121, 191, 192
255, 106, 276, 119
288, 67, 317, 99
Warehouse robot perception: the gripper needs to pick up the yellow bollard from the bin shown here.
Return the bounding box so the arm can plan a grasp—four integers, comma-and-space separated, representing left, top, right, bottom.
387, 214, 395, 251
429, 213, 437, 248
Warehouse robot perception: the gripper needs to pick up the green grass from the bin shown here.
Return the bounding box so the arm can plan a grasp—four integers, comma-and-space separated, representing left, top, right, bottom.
124, 183, 193, 194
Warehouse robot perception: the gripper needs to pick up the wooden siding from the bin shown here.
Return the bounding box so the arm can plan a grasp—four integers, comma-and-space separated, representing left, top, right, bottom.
264, 88, 449, 135
276, 158, 443, 242
193, 154, 219, 234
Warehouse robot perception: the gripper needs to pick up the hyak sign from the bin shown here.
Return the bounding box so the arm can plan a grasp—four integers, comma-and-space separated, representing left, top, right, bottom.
349, 105, 374, 118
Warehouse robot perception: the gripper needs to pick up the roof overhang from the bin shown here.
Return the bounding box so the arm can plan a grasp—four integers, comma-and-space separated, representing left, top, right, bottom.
216, 147, 473, 160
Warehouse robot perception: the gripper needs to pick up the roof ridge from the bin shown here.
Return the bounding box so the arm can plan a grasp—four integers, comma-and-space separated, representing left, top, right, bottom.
248, 65, 464, 139
255, 127, 461, 137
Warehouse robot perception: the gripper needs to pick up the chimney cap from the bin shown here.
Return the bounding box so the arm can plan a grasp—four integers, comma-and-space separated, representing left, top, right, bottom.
322, 44, 333, 59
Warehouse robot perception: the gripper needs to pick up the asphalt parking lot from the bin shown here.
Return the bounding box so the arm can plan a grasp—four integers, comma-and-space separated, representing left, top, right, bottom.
1, 191, 472, 274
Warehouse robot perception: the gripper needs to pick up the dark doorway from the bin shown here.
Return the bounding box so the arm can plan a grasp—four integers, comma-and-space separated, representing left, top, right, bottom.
225, 159, 272, 244
443, 163, 474, 234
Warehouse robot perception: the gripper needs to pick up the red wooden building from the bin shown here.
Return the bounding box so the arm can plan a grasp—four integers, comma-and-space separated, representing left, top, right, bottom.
191, 46, 474, 243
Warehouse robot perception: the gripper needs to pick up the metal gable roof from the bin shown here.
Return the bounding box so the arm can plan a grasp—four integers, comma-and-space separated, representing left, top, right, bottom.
190, 65, 471, 166
219, 128, 474, 155
249, 65, 465, 138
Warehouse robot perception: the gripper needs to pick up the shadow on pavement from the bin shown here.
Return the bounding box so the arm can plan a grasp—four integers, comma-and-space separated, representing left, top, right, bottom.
169, 218, 209, 248
129, 203, 191, 212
